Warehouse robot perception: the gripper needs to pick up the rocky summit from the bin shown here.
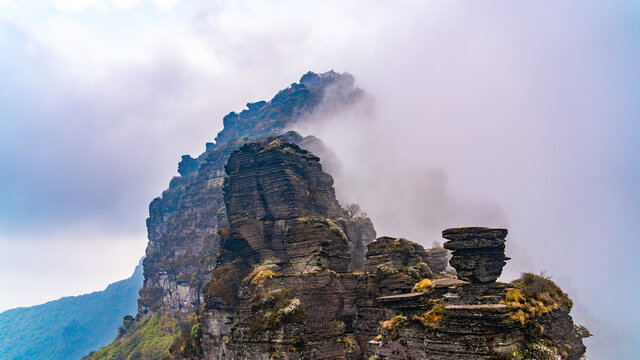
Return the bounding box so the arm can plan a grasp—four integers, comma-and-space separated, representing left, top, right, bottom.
200, 139, 374, 359
88, 71, 589, 360
138, 70, 364, 319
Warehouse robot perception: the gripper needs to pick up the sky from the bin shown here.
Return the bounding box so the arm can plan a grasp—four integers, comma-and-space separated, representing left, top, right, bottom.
0, 0, 638, 357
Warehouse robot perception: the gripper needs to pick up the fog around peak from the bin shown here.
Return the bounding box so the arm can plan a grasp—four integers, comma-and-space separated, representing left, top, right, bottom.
0, 1, 637, 358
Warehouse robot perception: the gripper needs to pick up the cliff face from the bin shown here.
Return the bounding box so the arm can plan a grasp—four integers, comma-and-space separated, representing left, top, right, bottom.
200, 140, 375, 359
197, 141, 586, 360
368, 228, 587, 360
91, 71, 588, 360
139, 71, 368, 318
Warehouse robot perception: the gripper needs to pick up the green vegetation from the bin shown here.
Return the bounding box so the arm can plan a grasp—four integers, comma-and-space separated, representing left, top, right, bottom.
0, 263, 143, 360
165, 316, 204, 360
205, 259, 249, 306
87, 314, 179, 360
247, 287, 305, 335
505, 289, 525, 303
504, 341, 563, 360
335, 335, 358, 350
504, 273, 573, 325
246, 266, 277, 286
190, 323, 202, 338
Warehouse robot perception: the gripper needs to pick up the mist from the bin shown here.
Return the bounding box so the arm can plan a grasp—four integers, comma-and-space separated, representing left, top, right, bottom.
289, 2, 639, 357
0, 1, 637, 358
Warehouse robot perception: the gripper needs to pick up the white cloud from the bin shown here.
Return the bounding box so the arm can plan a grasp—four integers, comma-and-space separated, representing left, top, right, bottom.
0, 2, 638, 357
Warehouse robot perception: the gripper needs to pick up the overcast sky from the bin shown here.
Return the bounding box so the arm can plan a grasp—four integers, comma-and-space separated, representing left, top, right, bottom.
0, 1, 638, 356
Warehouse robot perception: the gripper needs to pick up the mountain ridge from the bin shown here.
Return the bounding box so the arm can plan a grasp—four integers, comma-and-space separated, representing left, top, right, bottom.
0, 261, 143, 360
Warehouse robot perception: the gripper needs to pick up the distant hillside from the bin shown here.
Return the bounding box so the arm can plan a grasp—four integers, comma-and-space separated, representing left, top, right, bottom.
0, 261, 143, 360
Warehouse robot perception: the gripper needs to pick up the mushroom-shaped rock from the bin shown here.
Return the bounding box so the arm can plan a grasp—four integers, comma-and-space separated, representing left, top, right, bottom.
443, 227, 509, 284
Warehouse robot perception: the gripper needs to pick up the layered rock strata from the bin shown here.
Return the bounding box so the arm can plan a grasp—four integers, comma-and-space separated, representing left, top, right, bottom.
138, 71, 370, 318
443, 227, 509, 284
370, 227, 587, 360
200, 140, 376, 359
424, 246, 449, 274
354, 237, 435, 358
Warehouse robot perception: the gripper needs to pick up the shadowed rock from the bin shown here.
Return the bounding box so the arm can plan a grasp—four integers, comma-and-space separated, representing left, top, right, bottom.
443, 227, 509, 284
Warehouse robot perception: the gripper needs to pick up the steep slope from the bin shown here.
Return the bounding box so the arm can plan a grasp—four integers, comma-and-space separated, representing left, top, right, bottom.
139, 71, 368, 318
0, 262, 143, 360
88, 71, 588, 359
88, 71, 376, 359
196, 143, 587, 359
200, 140, 378, 359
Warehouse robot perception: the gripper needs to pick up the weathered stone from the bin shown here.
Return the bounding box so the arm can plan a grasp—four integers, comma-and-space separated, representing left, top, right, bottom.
138, 71, 370, 318
201, 139, 376, 359
425, 246, 449, 274
370, 229, 587, 360
126, 70, 587, 360
443, 227, 508, 284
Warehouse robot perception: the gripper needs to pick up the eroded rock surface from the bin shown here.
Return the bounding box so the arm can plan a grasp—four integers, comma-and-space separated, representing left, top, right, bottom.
138, 71, 368, 318
201, 140, 375, 359
424, 246, 449, 274
370, 227, 588, 360
443, 227, 509, 284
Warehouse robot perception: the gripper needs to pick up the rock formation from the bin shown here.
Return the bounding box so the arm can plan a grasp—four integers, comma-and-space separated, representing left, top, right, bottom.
200, 140, 374, 359
424, 246, 448, 274
196, 142, 588, 360
89, 71, 589, 360
138, 71, 370, 318
369, 227, 588, 360
443, 227, 509, 283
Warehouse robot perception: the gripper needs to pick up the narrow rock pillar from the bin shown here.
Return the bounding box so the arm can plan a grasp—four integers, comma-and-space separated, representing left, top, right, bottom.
442, 227, 509, 283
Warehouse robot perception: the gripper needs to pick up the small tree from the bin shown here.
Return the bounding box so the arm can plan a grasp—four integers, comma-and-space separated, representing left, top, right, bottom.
345, 203, 367, 218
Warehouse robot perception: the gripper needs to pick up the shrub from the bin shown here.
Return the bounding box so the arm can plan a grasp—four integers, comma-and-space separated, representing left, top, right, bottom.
380, 315, 408, 340
247, 291, 304, 335
217, 227, 230, 240
205, 259, 249, 306
276, 299, 301, 323
412, 279, 434, 293
505, 289, 525, 304
166, 316, 204, 359
418, 304, 445, 329
247, 267, 277, 287
86, 314, 179, 360
190, 323, 202, 338
504, 273, 573, 325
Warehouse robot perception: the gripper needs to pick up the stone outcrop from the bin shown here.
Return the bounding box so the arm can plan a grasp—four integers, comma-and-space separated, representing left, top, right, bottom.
94, 71, 588, 360
220, 140, 374, 273
369, 227, 588, 360
424, 246, 449, 274
138, 71, 369, 318
443, 227, 509, 284
200, 140, 376, 359
354, 237, 435, 358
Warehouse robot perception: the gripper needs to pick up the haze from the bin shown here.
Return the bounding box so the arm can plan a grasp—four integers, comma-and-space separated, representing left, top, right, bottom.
0, 1, 637, 358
